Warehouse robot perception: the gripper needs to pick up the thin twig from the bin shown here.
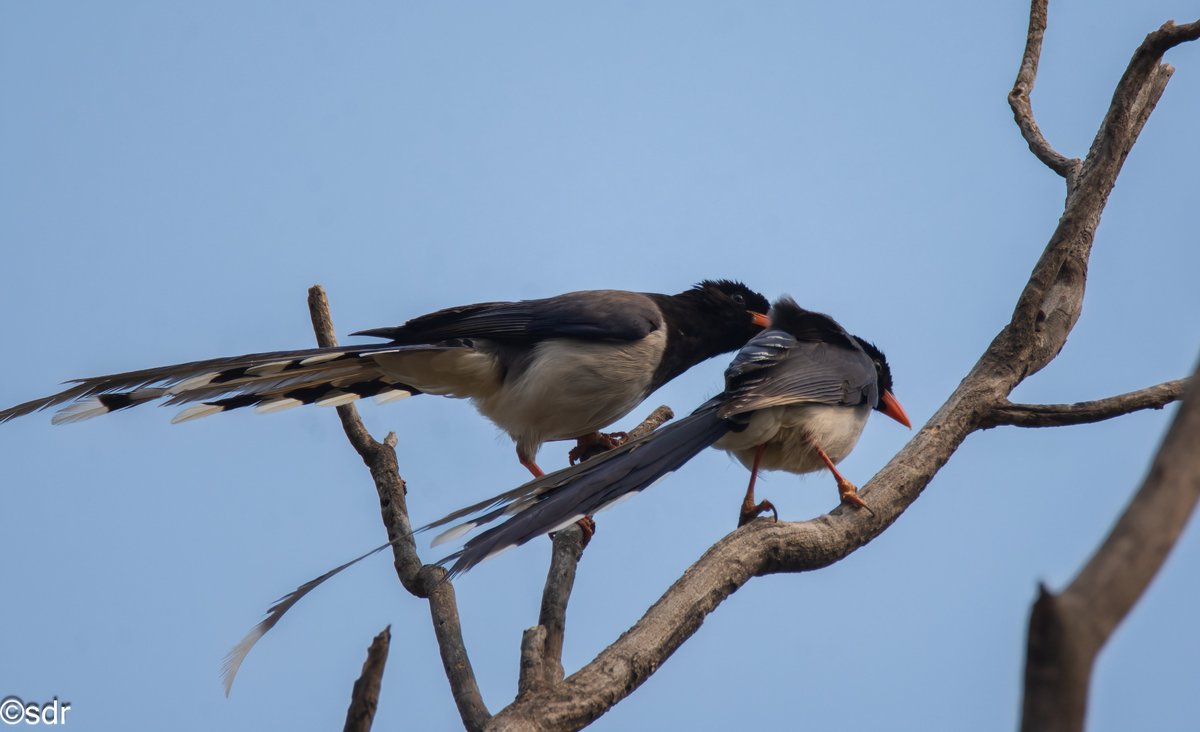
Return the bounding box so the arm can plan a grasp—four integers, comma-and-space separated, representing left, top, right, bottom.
517, 406, 677, 696
307, 286, 492, 732
343, 626, 391, 732
984, 378, 1188, 428
1020, 359, 1200, 732
1008, 0, 1080, 180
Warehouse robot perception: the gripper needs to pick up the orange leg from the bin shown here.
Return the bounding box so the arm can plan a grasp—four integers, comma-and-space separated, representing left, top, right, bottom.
517, 447, 544, 478
810, 440, 873, 515
738, 444, 777, 526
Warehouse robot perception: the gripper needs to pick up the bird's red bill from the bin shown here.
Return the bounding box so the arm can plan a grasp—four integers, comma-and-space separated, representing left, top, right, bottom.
750, 312, 770, 328
879, 390, 912, 428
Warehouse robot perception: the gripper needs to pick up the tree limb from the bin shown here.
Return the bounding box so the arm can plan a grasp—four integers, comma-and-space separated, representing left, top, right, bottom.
518, 405, 676, 697
481, 5, 1200, 729
983, 378, 1189, 428
1020, 358, 1200, 732
307, 286, 492, 732
343, 626, 391, 732
1009, 0, 1080, 180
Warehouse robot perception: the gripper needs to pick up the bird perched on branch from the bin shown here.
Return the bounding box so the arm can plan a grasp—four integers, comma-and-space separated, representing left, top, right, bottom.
425, 296, 912, 575
0, 280, 769, 475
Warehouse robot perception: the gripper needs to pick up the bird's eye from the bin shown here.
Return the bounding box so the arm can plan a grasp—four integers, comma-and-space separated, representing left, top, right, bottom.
731, 293, 745, 306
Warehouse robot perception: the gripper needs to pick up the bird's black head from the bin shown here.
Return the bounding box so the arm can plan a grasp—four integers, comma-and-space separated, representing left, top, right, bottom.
851, 335, 910, 427
684, 279, 771, 344
852, 337, 894, 397
647, 280, 770, 390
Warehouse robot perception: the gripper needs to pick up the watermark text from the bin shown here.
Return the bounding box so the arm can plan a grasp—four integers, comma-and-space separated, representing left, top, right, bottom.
1, 697, 71, 726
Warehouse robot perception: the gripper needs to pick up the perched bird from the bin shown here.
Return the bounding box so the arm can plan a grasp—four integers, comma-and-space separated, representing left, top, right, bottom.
425, 296, 912, 575
0, 280, 769, 475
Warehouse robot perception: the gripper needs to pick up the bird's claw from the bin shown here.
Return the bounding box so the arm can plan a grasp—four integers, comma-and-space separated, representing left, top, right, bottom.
738, 498, 777, 527
576, 516, 596, 549
569, 431, 629, 465
838, 481, 875, 516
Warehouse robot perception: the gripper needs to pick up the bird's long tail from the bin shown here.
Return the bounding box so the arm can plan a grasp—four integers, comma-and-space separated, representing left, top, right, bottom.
221, 404, 731, 694
0, 343, 454, 425
428, 402, 733, 576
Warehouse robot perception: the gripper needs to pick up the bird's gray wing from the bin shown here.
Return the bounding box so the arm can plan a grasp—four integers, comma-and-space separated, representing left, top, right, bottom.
353, 290, 661, 344
718, 332, 877, 418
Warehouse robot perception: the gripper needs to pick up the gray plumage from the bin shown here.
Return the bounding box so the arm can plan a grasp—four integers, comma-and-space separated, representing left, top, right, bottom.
0, 281, 769, 470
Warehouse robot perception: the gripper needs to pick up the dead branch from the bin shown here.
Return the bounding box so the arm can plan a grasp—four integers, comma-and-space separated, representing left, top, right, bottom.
1020, 359, 1200, 732
518, 405, 676, 696
344, 626, 391, 732
1009, 0, 1080, 180
307, 286, 492, 732
984, 378, 1189, 428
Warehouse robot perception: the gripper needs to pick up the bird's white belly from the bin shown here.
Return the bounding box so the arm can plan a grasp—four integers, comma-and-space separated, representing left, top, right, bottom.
715, 403, 871, 475
480, 332, 666, 455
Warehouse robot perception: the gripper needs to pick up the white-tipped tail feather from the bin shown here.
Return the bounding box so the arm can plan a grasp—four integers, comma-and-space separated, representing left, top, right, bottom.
254, 398, 304, 414
314, 392, 360, 407
374, 388, 413, 405
168, 371, 222, 394
245, 361, 293, 376
593, 489, 643, 515
546, 514, 587, 534
171, 403, 227, 424
50, 398, 110, 425
298, 353, 344, 366
431, 521, 478, 548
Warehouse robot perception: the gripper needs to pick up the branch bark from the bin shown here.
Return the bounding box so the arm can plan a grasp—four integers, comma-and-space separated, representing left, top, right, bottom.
518, 405, 676, 697
480, 6, 1200, 730
343, 626, 391, 732
1009, 0, 1080, 180
307, 286, 492, 732
983, 378, 1189, 428
1020, 359, 1200, 732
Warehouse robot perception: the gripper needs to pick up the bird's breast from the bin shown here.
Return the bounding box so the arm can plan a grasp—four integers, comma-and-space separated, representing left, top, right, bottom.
715, 403, 872, 475
479, 330, 668, 449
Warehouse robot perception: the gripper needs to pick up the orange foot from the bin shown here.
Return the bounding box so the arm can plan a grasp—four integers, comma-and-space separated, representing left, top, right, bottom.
568, 431, 629, 465
836, 477, 875, 516
738, 497, 778, 527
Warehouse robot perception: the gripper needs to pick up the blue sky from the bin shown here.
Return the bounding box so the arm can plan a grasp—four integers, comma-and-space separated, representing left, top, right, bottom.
2, 2, 1198, 730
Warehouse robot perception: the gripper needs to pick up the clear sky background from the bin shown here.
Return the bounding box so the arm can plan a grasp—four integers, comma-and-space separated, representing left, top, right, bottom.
2, 2, 1198, 730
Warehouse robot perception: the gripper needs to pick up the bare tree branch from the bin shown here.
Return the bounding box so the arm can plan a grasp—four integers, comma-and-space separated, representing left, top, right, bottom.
1009, 0, 1080, 180
344, 626, 391, 732
518, 406, 676, 697
307, 286, 492, 732
480, 6, 1200, 729
1020, 358, 1200, 732
984, 378, 1189, 428
518, 525, 585, 696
